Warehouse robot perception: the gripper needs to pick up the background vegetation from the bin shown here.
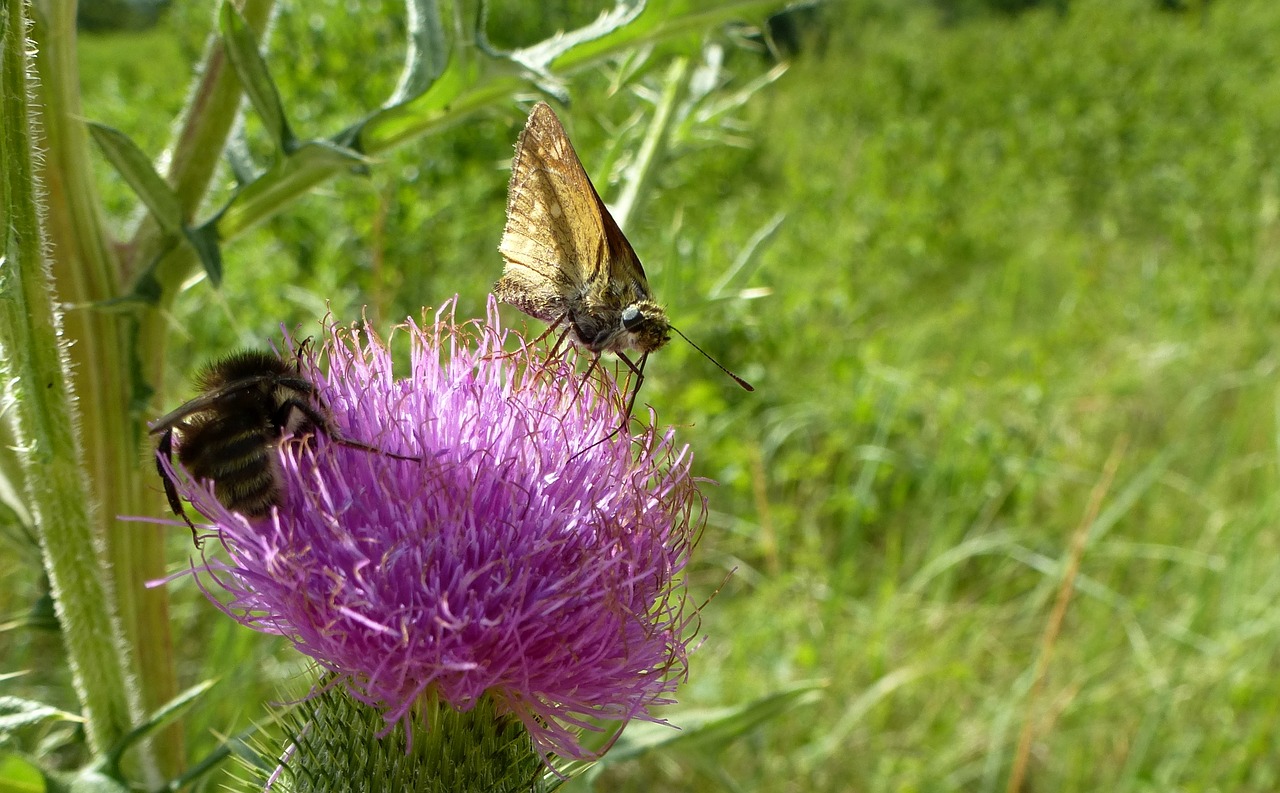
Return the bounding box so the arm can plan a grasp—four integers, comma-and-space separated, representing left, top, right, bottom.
7, 0, 1280, 789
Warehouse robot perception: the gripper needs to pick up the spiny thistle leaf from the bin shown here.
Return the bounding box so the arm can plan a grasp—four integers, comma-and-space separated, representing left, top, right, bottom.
387, 0, 451, 106
86, 123, 184, 235
220, 1, 295, 155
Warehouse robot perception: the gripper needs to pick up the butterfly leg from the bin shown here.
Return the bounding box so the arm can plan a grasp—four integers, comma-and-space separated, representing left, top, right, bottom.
545, 315, 574, 359
564, 351, 649, 462
615, 351, 649, 423
571, 354, 602, 406
522, 319, 581, 396
493, 315, 568, 361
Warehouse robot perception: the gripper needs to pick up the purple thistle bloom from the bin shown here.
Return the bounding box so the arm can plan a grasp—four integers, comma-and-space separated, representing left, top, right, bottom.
169, 298, 703, 762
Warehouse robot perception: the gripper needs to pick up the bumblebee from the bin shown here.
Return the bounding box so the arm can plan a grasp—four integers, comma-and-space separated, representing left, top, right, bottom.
150, 349, 416, 545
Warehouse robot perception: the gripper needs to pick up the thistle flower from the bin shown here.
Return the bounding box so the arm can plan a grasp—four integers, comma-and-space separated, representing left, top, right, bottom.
168, 298, 703, 764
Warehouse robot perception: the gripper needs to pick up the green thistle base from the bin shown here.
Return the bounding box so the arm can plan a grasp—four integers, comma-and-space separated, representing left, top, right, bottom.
263, 685, 549, 793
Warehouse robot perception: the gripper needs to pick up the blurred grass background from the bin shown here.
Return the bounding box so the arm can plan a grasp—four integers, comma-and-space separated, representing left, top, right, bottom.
21, 0, 1280, 789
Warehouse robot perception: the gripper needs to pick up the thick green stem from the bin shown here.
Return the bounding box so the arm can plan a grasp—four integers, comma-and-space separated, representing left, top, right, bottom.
24, 0, 179, 778
0, 0, 146, 770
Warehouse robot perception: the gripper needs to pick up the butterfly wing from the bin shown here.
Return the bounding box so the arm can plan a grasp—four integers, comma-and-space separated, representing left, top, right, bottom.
497, 103, 652, 324
585, 167, 653, 311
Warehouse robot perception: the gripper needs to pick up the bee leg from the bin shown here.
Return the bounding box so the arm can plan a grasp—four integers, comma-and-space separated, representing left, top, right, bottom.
290, 336, 315, 370
155, 429, 202, 548
333, 436, 422, 463
275, 396, 325, 440
283, 396, 421, 463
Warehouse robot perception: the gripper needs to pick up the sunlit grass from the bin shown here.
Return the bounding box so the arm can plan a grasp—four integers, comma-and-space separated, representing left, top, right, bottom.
657, 0, 1280, 789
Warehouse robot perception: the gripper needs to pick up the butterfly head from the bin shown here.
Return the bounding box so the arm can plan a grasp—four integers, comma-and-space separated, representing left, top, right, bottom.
618, 300, 671, 354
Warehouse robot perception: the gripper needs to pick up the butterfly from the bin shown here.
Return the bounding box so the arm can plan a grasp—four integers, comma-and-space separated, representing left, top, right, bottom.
495, 102, 752, 414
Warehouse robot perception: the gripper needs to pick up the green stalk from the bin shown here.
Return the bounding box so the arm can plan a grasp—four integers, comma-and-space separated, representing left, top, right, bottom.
612, 57, 690, 231
125, 0, 276, 291
0, 0, 145, 770
23, 0, 179, 778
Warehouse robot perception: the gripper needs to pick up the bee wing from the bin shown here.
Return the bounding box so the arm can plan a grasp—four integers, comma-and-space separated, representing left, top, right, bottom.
148, 377, 273, 435
497, 103, 651, 321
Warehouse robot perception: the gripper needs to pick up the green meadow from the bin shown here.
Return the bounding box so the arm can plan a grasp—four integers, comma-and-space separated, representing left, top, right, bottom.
10, 0, 1280, 789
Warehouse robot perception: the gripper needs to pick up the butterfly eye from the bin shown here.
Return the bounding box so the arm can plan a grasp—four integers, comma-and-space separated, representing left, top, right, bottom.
621, 306, 645, 331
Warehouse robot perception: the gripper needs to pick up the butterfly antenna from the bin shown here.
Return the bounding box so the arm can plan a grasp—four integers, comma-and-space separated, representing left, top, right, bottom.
670, 326, 754, 391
